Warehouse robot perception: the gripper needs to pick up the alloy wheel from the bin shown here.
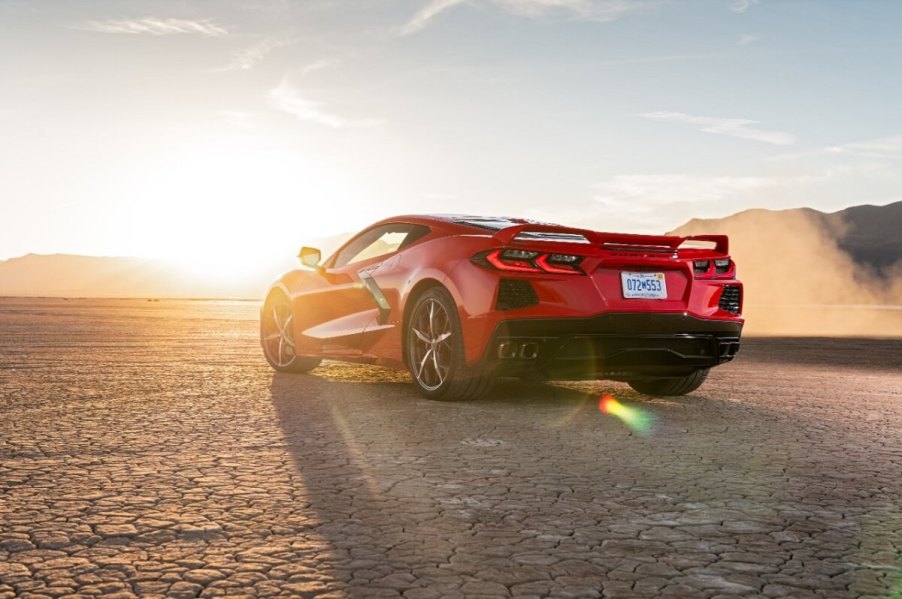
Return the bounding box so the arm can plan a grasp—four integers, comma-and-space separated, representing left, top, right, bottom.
409, 298, 453, 391
262, 298, 296, 368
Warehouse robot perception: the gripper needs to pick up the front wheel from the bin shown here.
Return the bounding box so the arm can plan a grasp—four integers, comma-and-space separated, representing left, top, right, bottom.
628, 369, 709, 396
405, 287, 493, 401
261, 292, 322, 373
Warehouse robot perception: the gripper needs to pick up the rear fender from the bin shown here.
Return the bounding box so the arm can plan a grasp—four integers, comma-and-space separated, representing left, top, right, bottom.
443, 258, 505, 367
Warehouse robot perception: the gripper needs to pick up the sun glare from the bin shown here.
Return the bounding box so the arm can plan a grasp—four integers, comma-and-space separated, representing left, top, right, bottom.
116, 134, 370, 289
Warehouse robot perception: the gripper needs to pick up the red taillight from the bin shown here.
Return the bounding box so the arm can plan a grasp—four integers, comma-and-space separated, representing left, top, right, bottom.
486, 249, 540, 272
474, 249, 585, 275
536, 254, 583, 274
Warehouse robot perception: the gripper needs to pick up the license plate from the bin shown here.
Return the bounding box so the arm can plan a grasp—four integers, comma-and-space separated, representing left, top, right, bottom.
621, 271, 667, 299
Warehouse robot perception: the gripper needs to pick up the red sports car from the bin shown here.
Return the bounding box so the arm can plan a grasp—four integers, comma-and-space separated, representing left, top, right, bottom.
261, 215, 743, 400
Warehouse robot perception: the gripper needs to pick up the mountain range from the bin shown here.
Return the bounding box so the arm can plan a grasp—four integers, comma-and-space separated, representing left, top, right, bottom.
671, 200, 902, 272
670, 200, 901, 305
669, 201, 901, 335
2, 202, 900, 331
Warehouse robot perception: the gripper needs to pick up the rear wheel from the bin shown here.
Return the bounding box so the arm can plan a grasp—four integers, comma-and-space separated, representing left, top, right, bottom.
261, 292, 322, 373
406, 287, 493, 401
628, 369, 709, 396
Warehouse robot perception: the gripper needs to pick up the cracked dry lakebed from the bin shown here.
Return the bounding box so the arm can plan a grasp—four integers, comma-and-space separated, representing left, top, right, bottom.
1, 298, 901, 598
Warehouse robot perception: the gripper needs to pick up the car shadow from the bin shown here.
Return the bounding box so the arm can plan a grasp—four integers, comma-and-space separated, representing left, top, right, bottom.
267, 368, 628, 594
266, 364, 727, 595
268, 357, 902, 597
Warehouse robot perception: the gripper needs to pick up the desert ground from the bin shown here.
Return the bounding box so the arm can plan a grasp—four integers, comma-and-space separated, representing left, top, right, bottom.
0, 298, 900, 599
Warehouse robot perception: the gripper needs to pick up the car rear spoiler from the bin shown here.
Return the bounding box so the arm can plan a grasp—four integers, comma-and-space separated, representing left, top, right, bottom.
679, 235, 729, 255
492, 224, 729, 255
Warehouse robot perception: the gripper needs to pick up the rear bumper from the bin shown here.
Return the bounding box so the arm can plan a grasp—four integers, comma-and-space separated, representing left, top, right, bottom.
480, 313, 742, 380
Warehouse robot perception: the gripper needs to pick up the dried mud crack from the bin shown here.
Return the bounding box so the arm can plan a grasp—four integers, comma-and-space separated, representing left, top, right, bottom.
1, 298, 900, 598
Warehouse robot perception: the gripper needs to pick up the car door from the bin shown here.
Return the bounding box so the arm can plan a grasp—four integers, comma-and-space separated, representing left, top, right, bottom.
295, 223, 426, 356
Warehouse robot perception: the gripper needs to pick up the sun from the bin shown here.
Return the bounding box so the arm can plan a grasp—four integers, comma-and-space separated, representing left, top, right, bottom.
117, 133, 370, 288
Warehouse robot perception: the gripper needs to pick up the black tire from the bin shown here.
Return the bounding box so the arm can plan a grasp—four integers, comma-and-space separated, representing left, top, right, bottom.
261, 291, 322, 373
405, 287, 493, 401
628, 368, 709, 396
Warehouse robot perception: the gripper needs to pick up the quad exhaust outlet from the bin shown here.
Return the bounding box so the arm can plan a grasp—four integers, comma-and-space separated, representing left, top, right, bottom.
497, 341, 540, 360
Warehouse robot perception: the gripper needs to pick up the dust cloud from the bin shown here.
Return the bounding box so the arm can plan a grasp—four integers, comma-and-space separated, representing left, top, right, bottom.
672, 209, 902, 337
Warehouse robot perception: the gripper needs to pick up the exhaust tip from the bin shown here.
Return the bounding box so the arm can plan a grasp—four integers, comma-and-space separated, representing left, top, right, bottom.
520, 343, 539, 360
498, 342, 519, 360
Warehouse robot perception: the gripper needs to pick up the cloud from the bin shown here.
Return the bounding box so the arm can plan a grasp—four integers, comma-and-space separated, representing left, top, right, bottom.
771, 134, 902, 163
218, 37, 296, 71
402, 0, 466, 35
730, 0, 758, 13
639, 111, 796, 145
525, 172, 824, 234
593, 173, 813, 209
268, 79, 383, 128
401, 0, 649, 35
74, 17, 228, 37
738, 33, 759, 45
835, 135, 902, 160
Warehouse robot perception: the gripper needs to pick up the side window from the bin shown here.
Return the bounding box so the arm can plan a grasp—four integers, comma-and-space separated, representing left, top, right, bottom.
331, 224, 429, 268
351, 230, 408, 264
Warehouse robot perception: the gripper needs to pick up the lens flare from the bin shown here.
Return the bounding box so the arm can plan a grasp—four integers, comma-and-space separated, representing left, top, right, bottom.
599, 394, 652, 433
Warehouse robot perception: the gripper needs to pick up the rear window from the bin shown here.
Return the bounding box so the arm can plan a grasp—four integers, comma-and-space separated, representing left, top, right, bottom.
515, 232, 589, 244
454, 218, 522, 231
455, 218, 589, 244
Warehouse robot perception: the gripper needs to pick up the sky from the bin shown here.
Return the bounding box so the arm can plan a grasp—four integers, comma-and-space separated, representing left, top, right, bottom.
1, 0, 901, 278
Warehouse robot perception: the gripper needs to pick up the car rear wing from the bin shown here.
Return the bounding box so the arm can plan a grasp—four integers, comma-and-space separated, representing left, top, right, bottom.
492, 224, 729, 255
678, 234, 729, 255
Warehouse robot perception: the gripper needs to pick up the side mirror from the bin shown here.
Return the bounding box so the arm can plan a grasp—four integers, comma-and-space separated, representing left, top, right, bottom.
298, 247, 322, 271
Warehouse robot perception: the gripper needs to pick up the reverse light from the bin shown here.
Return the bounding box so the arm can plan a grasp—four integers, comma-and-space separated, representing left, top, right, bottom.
692, 257, 734, 278
714, 258, 732, 274
475, 249, 585, 275
501, 249, 539, 261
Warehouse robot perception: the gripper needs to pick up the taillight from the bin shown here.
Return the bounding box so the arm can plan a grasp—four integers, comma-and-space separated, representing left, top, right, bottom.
714, 258, 732, 274
539, 253, 584, 274
486, 249, 540, 272
692, 257, 735, 278
473, 249, 585, 275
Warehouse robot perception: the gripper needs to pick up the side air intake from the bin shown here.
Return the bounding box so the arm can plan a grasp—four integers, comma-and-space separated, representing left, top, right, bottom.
719, 285, 742, 314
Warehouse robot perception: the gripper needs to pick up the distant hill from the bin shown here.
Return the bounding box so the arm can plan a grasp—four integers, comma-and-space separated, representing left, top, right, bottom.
827, 201, 902, 270
2, 203, 899, 315
0, 232, 353, 299
0, 253, 279, 299
670, 201, 902, 336
672, 200, 902, 272
0, 254, 186, 298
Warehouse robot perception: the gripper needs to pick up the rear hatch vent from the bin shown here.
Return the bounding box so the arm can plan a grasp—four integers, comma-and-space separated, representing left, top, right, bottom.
719, 285, 742, 314
496, 279, 539, 311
